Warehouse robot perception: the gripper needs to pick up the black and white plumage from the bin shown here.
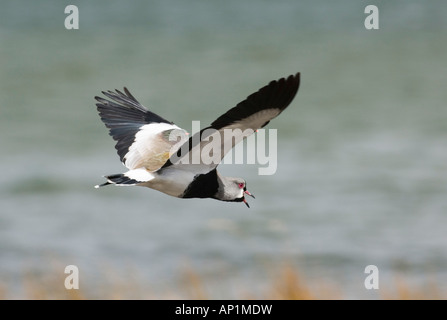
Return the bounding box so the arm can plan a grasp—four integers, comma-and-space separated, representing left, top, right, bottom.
95, 73, 300, 207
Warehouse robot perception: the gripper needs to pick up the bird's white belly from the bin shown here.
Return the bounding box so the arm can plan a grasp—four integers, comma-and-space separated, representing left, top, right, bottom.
140, 168, 197, 197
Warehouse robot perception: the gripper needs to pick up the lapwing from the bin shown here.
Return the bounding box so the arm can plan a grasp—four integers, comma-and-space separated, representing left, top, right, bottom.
95, 73, 300, 207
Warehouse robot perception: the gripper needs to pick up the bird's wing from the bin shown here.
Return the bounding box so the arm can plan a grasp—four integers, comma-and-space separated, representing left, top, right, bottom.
95, 88, 188, 171
163, 72, 300, 170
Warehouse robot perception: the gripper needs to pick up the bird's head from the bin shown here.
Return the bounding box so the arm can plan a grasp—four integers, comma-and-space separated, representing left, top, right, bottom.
224, 178, 255, 208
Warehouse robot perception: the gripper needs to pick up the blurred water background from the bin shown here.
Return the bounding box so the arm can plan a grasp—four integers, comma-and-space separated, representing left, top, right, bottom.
1, 0, 447, 298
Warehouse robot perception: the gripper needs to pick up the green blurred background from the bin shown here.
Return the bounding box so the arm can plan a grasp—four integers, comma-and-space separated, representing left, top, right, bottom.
1, 0, 446, 298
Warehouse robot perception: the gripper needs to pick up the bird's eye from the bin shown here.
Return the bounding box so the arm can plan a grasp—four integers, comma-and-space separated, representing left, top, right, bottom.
238, 183, 244, 189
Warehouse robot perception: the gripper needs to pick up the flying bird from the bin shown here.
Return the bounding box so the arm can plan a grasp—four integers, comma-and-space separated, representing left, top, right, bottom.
95, 73, 300, 207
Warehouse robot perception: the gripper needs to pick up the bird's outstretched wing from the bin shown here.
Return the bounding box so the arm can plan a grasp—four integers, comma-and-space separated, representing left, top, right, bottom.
95, 88, 188, 171
163, 72, 300, 170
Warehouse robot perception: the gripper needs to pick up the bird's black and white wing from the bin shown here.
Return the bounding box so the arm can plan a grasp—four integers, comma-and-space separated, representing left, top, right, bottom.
95, 88, 188, 171
163, 73, 300, 169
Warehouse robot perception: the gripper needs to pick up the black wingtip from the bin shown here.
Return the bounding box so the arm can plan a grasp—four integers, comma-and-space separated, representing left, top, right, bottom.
294, 72, 300, 85
286, 72, 300, 86
123, 87, 137, 100
209, 71, 301, 130
296, 71, 301, 84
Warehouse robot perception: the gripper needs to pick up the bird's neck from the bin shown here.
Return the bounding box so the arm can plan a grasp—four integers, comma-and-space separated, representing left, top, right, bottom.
182, 169, 220, 199
214, 172, 235, 201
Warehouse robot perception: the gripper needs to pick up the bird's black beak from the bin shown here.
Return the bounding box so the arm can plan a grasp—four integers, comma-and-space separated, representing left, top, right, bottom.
242, 190, 255, 208
244, 190, 255, 199
243, 197, 250, 208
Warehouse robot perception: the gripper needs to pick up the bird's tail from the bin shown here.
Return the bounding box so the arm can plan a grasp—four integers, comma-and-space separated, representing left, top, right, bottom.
95, 168, 154, 188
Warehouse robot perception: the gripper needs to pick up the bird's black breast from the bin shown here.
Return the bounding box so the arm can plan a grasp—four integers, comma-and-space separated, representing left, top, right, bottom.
181, 169, 219, 199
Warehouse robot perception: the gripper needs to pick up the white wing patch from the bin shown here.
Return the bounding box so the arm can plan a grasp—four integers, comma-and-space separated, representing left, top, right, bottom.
215, 108, 281, 163
170, 108, 281, 169
225, 108, 281, 131
162, 73, 300, 172
124, 123, 188, 171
